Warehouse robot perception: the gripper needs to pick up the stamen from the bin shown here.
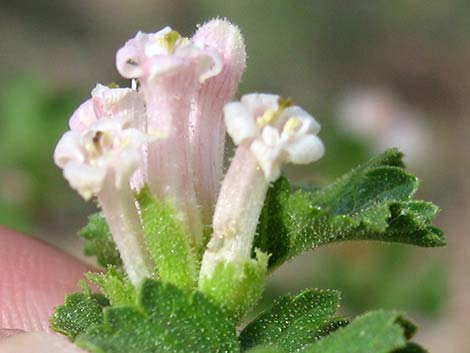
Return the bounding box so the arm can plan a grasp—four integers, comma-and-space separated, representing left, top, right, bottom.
283, 117, 301, 135
92, 131, 103, 146
257, 109, 278, 127
163, 30, 182, 53
278, 96, 294, 109
257, 96, 295, 128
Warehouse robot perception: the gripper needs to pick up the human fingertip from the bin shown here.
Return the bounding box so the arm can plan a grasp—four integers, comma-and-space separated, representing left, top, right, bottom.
0, 332, 87, 353
0, 329, 25, 340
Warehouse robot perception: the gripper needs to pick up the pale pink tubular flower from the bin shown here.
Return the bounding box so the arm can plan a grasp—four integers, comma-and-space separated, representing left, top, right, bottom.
200, 94, 324, 279
189, 19, 247, 227
54, 86, 154, 286
69, 83, 146, 132
116, 27, 223, 251
68, 83, 148, 191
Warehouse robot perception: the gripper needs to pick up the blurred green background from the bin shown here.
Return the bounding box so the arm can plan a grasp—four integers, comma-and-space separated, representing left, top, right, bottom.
0, 1, 468, 351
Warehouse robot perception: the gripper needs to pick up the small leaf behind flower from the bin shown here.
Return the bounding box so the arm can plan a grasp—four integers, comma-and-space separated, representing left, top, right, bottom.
255, 148, 445, 270
79, 213, 122, 268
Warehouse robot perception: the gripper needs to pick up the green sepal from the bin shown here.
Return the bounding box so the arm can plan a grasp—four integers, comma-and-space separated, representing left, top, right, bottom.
240, 288, 345, 352
75, 279, 240, 353
79, 213, 122, 268
136, 186, 197, 290
86, 266, 136, 306
50, 282, 109, 340
255, 149, 445, 270
199, 250, 269, 322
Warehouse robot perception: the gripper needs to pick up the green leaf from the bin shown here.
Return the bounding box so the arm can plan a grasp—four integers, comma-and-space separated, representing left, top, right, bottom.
255, 149, 445, 269
245, 346, 285, 353
76, 279, 240, 353
304, 310, 412, 353
240, 289, 345, 352
86, 266, 136, 306
393, 342, 428, 353
50, 283, 109, 340
80, 213, 122, 268
136, 186, 197, 290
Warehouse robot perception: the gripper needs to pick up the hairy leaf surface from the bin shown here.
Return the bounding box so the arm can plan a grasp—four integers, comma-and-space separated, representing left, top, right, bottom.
79, 213, 122, 268
76, 279, 239, 353
240, 289, 345, 352
256, 149, 445, 269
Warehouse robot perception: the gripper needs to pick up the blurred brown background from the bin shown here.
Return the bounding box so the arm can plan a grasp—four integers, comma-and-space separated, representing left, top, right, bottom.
0, 1, 468, 351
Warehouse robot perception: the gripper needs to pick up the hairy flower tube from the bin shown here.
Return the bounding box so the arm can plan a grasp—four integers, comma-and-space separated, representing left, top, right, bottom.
116, 26, 225, 252
200, 94, 324, 282
54, 85, 154, 286
189, 19, 247, 227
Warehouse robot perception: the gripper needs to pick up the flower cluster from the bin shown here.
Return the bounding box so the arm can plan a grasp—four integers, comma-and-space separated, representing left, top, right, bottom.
54, 19, 324, 291
55, 84, 148, 199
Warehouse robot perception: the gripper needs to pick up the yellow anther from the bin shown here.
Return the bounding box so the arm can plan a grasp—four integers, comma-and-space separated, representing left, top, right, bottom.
162, 30, 182, 53
120, 137, 130, 148
257, 97, 294, 128
107, 82, 120, 89
257, 109, 278, 127
85, 142, 96, 155
283, 117, 301, 135
278, 96, 294, 109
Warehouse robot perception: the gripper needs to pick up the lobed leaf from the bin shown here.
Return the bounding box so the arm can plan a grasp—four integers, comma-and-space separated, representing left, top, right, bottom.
76, 279, 240, 353
50, 284, 109, 340
393, 342, 428, 353
240, 289, 345, 352
255, 149, 445, 269
304, 310, 413, 353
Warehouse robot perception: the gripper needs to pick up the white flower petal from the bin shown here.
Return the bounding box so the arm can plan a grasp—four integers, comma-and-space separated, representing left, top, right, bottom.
90, 83, 108, 98
63, 160, 106, 199
86, 113, 129, 133
69, 99, 97, 131
241, 93, 279, 117
224, 102, 259, 144
116, 42, 145, 79
93, 85, 132, 109
112, 149, 141, 189
191, 47, 223, 83
143, 27, 172, 57
54, 131, 83, 168
250, 139, 282, 182
261, 125, 281, 147
285, 134, 325, 164
147, 55, 186, 80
